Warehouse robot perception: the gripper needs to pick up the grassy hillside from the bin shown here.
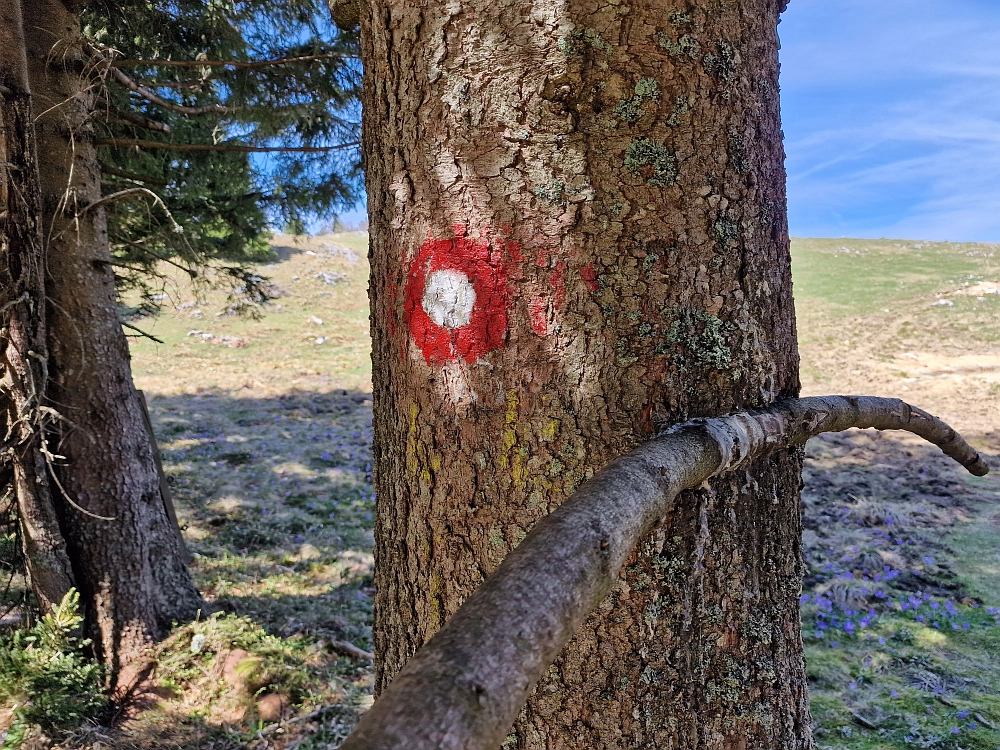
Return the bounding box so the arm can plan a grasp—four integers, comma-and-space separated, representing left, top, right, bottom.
7, 234, 999, 748
790, 238, 1000, 749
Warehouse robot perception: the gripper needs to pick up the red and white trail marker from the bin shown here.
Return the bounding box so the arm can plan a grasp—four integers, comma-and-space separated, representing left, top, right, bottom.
404, 230, 519, 365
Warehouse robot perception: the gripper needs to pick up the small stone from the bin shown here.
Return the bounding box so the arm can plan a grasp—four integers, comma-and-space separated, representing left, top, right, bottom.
257, 693, 286, 722
221, 648, 251, 688
298, 543, 322, 561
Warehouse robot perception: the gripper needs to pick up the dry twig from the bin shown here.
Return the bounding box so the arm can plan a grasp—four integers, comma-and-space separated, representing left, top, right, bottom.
96, 138, 361, 154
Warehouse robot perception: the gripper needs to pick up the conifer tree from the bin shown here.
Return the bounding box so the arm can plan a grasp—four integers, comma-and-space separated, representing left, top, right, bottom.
1, 0, 362, 694
84, 0, 362, 310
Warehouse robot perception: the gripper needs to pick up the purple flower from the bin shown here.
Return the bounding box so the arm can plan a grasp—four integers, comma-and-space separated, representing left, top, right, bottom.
879, 637, 886, 645
800, 594, 811, 603
924, 556, 935, 565
849, 682, 858, 690
830, 641, 839, 647
951, 727, 961, 735
963, 622, 970, 629
958, 711, 970, 719
915, 615, 926, 622
890, 689, 899, 698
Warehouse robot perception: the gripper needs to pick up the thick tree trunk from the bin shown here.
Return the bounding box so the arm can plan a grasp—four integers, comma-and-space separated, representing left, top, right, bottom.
22, 0, 203, 696
362, 1, 808, 748
0, 0, 76, 613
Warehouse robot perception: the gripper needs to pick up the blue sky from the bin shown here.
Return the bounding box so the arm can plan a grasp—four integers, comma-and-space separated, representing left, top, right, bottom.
335, 3, 1000, 241
780, 0, 1000, 241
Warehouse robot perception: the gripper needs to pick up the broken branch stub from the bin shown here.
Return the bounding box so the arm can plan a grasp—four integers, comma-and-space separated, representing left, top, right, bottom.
341, 396, 988, 750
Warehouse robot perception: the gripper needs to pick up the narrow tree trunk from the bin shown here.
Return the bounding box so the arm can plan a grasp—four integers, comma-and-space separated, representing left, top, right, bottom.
0, 0, 76, 613
22, 0, 203, 696
362, 0, 809, 747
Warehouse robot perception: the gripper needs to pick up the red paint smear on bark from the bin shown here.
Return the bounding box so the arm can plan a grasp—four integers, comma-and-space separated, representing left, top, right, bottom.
529, 296, 547, 335
404, 233, 515, 365
580, 264, 599, 292
550, 261, 567, 308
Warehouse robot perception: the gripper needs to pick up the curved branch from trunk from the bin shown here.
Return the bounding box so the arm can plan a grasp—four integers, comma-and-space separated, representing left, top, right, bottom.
340, 395, 988, 750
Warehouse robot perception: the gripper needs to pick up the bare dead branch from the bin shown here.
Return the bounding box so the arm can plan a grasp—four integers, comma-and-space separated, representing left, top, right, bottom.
101, 106, 171, 133
84, 43, 235, 115
78, 188, 181, 233
339, 395, 988, 750
110, 53, 356, 68
109, 240, 198, 278
329, 639, 375, 661
136, 80, 207, 90
99, 165, 168, 186
95, 138, 361, 153
120, 321, 164, 344
106, 64, 234, 115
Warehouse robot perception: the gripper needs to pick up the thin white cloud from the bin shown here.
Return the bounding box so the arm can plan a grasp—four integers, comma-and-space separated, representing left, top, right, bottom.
780, 0, 1000, 240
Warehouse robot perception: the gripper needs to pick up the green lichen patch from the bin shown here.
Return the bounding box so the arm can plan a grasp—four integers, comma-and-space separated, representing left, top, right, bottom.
613, 77, 661, 124
663, 307, 733, 371
558, 28, 612, 56
713, 216, 741, 246
657, 32, 701, 59
534, 179, 565, 205
615, 336, 639, 366
665, 95, 692, 127
667, 10, 694, 27
624, 138, 677, 187
703, 41, 739, 81
728, 132, 750, 172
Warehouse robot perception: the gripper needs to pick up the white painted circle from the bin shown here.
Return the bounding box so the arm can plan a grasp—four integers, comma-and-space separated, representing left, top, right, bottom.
422, 269, 476, 329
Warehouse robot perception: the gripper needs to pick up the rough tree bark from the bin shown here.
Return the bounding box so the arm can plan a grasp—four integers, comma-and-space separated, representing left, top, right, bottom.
21, 0, 203, 695
362, 0, 805, 747
0, 0, 76, 613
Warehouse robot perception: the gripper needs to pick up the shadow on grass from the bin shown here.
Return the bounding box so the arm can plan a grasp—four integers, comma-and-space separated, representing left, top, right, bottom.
52, 387, 379, 749
35, 391, 1000, 748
